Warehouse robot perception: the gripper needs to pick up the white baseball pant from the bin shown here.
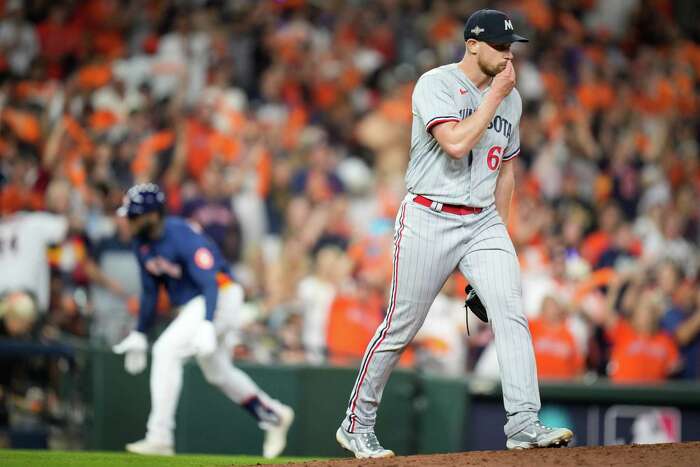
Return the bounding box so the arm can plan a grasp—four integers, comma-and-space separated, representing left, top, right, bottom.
145, 283, 271, 446
343, 194, 541, 437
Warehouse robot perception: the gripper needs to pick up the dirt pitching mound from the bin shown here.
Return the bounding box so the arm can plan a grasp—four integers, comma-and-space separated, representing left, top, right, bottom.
268, 441, 700, 467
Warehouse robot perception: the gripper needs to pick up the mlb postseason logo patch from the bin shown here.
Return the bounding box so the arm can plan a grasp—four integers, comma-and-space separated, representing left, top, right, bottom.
194, 247, 214, 269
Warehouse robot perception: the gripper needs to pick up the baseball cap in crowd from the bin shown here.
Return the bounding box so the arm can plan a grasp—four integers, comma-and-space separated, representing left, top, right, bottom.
464, 9, 528, 44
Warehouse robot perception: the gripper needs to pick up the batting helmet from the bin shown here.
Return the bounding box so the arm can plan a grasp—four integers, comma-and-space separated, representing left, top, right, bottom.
117, 183, 166, 218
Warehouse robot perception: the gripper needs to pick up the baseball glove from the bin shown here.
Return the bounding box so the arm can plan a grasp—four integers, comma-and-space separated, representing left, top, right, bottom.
465, 284, 489, 323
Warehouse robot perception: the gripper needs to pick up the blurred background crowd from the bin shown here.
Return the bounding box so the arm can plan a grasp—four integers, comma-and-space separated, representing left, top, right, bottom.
0, 0, 699, 448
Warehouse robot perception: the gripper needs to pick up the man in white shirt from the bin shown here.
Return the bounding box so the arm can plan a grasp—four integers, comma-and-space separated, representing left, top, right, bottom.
0, 179, 70, 311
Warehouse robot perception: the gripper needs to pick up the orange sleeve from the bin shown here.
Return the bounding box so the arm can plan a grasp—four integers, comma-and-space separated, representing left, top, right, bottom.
2, 109, 41, 144
132, 131, 174, 176
606, 318, 631, 345
580, 232, 610, 265
63, 115, 94, 156
77, 64, 112, 89
256, 147, 272, 197
347, 240, 366, 265
132, 135, 157, 176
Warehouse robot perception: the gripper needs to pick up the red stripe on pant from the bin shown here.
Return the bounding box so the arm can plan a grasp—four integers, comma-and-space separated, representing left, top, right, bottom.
347, 202, 408, 432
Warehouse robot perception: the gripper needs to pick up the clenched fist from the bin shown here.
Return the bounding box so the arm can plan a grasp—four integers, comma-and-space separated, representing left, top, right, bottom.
491, 61, 516, 99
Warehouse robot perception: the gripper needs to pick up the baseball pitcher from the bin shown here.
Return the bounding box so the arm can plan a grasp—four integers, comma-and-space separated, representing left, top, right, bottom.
336, 10, 573, 458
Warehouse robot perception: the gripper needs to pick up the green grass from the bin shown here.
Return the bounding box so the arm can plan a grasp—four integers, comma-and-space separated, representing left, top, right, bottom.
0, 450, 323, 467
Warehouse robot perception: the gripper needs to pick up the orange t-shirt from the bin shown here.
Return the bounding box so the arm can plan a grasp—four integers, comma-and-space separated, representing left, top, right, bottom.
347, 236, 394, 286
607, 319, 679, 383
580, 230, 611, 266
132, 130, 175, 178
184, 120, 240, 180
326, 293, 383, 365
529, 317, 583, 380
326, 292, 413, 367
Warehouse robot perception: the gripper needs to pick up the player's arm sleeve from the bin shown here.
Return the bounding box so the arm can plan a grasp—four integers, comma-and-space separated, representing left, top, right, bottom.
502, 92, 522, 161
179, 232, 219, 322
136, 258, 159, 333
413, 73, 460, 134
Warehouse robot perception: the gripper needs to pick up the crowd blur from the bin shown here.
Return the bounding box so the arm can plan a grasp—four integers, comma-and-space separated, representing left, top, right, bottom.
1, 0, 700, 443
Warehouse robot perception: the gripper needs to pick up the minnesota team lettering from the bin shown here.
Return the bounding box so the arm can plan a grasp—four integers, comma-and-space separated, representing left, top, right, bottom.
459, 108, 513, 138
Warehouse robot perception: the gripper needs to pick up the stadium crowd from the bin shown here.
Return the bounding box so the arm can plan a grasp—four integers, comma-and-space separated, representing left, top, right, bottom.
1, 1, 700, 441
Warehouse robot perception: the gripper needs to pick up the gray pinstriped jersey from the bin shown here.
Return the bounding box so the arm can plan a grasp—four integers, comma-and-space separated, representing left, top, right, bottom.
406, 63, 521, 207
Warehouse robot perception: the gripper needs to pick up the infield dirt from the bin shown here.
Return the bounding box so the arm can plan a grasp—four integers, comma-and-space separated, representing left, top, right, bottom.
265, 441, 700, 467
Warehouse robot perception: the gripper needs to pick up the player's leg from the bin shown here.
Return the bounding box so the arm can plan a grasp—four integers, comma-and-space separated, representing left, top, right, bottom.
459, 211, 572, 448
459, 226, 539, 435
196, 284, 294, 458
140, 297, 204, 449
338, 198, 461, 457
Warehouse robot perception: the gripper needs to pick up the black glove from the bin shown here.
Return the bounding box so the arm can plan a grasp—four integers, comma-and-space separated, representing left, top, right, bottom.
465, 284, 488, 323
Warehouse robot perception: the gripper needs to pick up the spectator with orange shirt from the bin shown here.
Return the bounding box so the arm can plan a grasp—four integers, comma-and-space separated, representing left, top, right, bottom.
529, 295, 584, 381
604, 283, 680, 384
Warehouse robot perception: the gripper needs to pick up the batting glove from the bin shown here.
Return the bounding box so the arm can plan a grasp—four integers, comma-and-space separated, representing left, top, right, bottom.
192, 320, 217, 357
113, 331, 148, 375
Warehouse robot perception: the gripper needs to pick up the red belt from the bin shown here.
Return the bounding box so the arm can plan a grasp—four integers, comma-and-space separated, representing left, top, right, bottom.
413, 195, 482, 215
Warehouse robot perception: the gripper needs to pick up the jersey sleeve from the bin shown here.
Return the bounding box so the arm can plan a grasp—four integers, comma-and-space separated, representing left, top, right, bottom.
136, 252, 159, 333
502, 124, 520, 161
502, 90, 522, 161
178, 224, 219, 322
413, 72, 460, 134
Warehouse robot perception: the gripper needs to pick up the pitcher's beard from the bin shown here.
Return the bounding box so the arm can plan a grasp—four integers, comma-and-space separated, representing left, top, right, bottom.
478, 58, 504, 77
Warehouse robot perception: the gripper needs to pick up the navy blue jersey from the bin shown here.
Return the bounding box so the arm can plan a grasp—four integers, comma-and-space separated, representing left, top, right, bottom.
133, 216, 231, 333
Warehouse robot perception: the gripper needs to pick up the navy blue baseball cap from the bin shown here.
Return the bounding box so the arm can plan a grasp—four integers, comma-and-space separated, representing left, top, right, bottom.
117, 183, 166, 218
464, 9, 528, 44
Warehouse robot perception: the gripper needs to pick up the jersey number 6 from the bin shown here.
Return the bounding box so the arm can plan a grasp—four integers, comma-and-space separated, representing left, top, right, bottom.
487, 146, 502, 171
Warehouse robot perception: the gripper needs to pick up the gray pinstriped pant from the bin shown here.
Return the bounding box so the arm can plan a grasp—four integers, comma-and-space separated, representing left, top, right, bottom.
343, 193, 540, 438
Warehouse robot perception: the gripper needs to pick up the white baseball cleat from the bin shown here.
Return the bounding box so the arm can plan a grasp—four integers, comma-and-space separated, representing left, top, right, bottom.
506, 420, 573, 450
262, 403, 295, 458
336, 427, 395, 459
125, 438, 175, 456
